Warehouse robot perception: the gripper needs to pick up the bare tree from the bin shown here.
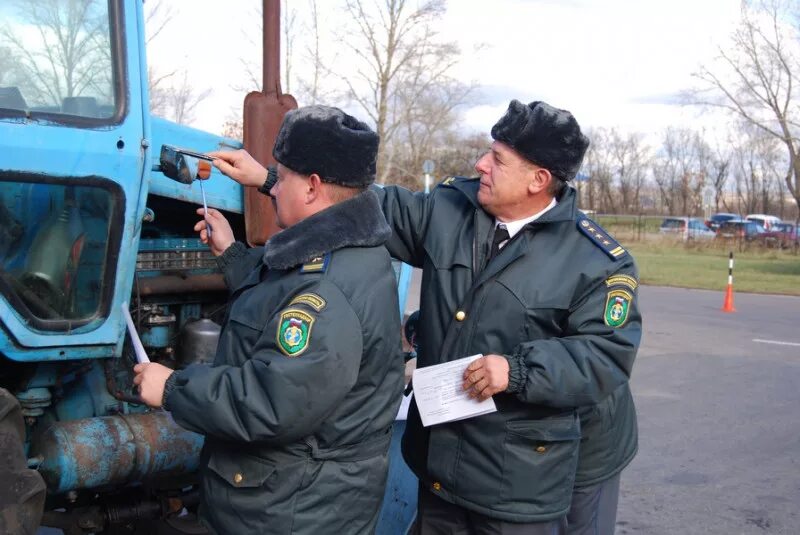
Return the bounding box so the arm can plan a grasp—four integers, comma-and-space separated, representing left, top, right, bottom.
708, 142, 732, 212
296, 0, 338, 105
338, 0, 469, 183
652, 128, 710, 216
0, 47, 18, 87
1, 0, 112, 107
728, 121, 782, 214
609, 129, 650, 213
435, 132, 491, 182
283, 0, 298, 93
144, 0, 175, 45
693, 0, 800, 217
389, 70, 476, 185
167, 71, 212, 125
583, 128, 615, 212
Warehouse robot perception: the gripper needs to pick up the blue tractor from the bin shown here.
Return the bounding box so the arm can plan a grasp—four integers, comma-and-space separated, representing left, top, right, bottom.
0, 1, 416, 533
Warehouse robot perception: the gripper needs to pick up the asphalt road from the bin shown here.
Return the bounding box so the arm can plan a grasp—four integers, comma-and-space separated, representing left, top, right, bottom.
617, 286, 800, 535
406, 274, 800, 534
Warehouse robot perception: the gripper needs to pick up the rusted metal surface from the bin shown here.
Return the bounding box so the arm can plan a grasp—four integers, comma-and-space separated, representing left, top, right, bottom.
30, 412, 204, 493
137, 274, 226, 296
243, 0, 297, 246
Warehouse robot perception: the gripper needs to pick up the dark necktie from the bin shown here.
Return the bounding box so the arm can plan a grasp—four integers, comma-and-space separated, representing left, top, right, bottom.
488, 225, 510, 261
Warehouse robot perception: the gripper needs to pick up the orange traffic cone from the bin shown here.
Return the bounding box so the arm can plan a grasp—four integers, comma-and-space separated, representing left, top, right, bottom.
722, 252, 736, 313
722, 284, 736, 312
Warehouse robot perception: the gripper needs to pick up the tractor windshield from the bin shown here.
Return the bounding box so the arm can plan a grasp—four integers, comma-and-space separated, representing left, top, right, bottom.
0, 0, 120, 122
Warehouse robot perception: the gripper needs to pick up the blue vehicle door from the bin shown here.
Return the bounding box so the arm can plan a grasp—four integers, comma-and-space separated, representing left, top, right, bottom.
0, 1, 147, 361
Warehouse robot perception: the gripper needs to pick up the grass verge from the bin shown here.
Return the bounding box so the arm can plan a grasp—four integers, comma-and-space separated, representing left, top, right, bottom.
626, 241, 800, 296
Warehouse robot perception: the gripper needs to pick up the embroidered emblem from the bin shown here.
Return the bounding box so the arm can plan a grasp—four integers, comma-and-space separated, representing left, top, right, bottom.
441, 176, 456, 186
277, 309, 314, 356
605, 274, 638, 291
604, 289, 632, 328
288, 293, 327, 312
300, 253, 331, 273
578, 218, 626, 260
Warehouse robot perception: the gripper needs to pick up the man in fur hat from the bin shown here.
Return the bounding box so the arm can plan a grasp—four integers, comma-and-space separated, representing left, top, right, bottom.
133, 105, 404, 535
371, 99, 641, 534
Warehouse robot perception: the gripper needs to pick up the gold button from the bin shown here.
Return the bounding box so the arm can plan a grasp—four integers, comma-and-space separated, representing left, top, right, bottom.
233, 473, 243, 484
535, 446, 546, 454
455, 311, 466, 321
432, 482, 442, 491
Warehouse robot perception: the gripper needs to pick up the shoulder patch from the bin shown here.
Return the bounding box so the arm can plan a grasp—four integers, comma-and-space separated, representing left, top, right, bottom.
577, 218, 627, 260
277, 309, 314, 356
300, 253, 331, 273
288, 293, 327, 312
604, 289, 632, 328
605, 274, 638, 292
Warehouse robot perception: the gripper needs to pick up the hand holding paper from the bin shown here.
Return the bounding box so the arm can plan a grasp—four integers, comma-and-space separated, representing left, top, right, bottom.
412, 354, 497, 427
462, 354, 510, 401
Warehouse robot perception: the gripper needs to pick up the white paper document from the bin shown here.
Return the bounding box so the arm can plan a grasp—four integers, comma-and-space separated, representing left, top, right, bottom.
412, 354, 497, 427
121, 302, 150, 364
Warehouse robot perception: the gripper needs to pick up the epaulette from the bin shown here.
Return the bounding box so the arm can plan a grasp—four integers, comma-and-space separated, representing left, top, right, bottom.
438, 176, 476, 188
300, 253, 331, 273
577, 217, 627, 260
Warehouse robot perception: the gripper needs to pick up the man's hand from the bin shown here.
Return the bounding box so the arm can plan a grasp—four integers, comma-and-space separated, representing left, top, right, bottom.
462, 354, 510, 401
194, 207, 235, 256
133, 363, 174, 408
208, 149, 267, 188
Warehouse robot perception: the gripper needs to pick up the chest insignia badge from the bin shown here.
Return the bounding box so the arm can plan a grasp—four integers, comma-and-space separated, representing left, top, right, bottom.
604, 289, 632, 328
277, 309, 314, 356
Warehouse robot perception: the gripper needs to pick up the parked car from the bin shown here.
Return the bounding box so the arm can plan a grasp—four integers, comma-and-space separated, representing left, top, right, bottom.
745, 214, 781, 230
761, 222, 799, 248
705, 212, 740, 231
716, 220, 768, 241
659, 217, 716, 240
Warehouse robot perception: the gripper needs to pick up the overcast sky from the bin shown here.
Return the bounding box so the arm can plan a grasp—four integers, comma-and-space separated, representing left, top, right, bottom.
147, 0, 743, 139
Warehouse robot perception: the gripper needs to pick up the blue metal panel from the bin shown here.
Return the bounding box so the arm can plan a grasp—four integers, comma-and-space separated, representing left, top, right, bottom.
377, 421, 417, 534
396, 263, 413, 318
148, 117, 244, 213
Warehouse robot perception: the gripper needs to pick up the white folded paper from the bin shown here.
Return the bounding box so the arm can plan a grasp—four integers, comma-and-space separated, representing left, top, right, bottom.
121, 302, 150, 364
412, 354, 497, 427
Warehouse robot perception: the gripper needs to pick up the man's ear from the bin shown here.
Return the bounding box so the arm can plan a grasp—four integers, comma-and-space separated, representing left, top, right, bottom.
307, 173, 323, 204
527, 167, 552, 195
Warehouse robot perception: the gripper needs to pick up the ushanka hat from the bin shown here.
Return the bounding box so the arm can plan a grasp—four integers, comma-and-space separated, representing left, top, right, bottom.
272, 105, 379, 187
491, 100, 589, 181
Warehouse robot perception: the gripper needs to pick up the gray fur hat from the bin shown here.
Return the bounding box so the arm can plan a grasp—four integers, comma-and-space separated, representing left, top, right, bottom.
272, 105, 379, 187
491, 100, 589, 181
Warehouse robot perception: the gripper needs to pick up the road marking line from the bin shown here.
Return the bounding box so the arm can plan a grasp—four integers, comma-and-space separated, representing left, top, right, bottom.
753, 339, 800, 347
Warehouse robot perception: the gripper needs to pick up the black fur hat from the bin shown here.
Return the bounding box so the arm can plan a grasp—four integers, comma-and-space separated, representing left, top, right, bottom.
491, 100, 589, 181
273, 105, 379, 187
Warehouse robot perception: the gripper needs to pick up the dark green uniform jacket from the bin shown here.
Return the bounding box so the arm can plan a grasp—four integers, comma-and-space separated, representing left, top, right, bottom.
164, 190, 405, 535
375, 178, 641, 522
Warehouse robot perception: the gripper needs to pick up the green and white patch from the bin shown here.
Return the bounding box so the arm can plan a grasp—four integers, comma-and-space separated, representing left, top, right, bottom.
277, 309, 314, 356
604, 289, 632, 328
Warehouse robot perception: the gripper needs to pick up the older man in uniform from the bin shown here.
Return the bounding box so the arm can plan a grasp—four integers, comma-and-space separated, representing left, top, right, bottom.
133, 106, 404, 535
375, 100, 642, 534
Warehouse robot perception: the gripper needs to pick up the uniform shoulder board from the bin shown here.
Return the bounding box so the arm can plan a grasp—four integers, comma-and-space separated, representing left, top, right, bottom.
300, 253, 331, 273
577, 217, 627, 260
438, 176, 476, 188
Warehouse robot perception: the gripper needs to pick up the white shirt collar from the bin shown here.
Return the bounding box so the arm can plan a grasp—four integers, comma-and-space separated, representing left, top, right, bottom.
495, 198, 558, 239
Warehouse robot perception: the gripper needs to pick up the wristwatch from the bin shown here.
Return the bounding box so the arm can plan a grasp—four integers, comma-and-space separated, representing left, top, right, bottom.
258, 165, 277, 196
